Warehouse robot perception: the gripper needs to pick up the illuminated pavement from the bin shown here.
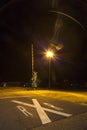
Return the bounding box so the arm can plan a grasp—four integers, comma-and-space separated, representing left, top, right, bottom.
0, 95, 87, 130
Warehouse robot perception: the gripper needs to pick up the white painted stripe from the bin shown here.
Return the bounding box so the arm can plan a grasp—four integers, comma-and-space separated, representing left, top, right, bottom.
17, 106, 33, 117
44, 103, 63, 110
43, 107, 72, 117
12, 100, 35, 108
11, 100, 72, 117
32, 99, 51, 124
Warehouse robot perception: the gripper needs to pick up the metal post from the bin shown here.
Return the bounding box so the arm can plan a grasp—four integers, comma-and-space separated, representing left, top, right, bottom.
48, 58, 51, 89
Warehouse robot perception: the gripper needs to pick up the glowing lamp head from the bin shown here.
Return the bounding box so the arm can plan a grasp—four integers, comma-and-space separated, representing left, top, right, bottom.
46, 50, 54, 58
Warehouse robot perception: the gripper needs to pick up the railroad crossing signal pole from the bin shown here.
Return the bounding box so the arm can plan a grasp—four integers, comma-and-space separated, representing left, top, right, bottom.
31, 44, 38, 88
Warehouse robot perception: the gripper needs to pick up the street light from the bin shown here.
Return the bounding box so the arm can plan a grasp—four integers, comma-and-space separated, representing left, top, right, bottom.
45, 49, 54, 89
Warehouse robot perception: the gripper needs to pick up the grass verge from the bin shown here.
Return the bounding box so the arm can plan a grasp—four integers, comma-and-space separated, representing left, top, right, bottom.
0, 87, 87, 105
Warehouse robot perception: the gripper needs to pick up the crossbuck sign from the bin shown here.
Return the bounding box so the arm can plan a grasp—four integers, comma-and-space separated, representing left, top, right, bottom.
11, 99, 72, 124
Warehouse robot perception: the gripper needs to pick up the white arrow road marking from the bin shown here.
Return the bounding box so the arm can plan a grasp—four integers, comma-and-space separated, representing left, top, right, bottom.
17, 106, 33, 117
11, 99, 72, 124
44, 103, 63, 111
32, 99, 51, 124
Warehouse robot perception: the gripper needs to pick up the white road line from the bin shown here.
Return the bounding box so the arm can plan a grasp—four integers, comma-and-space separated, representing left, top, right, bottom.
43, 107, 72, 117
32, 99, 51, 124
17, 106, 33, 117
44, 103, 63, 110
11, 99, 72, 118
12, 100, 35, 108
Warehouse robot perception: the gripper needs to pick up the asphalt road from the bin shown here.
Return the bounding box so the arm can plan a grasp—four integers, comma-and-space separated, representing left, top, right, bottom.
0, 95, 87, 130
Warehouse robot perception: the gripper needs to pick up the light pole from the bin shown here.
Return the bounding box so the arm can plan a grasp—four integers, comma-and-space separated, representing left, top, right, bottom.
45, 50, 54, 89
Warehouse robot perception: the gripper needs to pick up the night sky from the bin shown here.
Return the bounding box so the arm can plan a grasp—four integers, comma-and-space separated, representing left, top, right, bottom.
0, 0, 87, 82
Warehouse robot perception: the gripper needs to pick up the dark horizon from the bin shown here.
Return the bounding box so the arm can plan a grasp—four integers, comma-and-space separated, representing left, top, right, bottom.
0, 0, 87, 82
